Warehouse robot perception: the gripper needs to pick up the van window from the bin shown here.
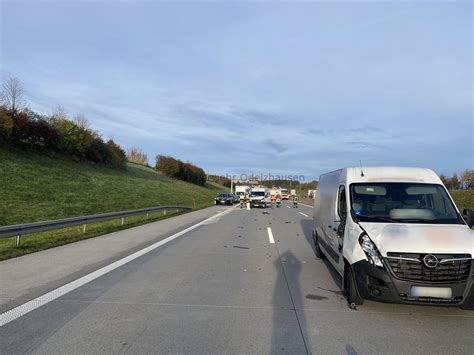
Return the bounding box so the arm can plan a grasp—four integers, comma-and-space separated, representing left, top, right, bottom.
338, 185, 347, 220
350, 183, 462, 224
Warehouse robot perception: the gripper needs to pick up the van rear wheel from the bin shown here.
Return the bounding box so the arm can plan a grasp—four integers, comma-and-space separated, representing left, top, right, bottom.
313, 231, 326, 259
346, 267, 364, 307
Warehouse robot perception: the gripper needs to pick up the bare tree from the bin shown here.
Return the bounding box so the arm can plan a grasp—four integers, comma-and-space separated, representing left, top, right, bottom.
463, 169, 474, 189
1, 76, 26, 111
126, 147, 148, 165
445, 173, 461, 190
74, 113, 90, 129
439, 174, 449, 187
52, 104, 68, 120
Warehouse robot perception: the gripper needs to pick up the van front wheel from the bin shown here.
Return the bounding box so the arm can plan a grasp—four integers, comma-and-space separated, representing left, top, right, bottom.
346, 267, 364, 307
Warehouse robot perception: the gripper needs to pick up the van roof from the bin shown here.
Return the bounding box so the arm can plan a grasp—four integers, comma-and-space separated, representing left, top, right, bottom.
323, 167, 442, 184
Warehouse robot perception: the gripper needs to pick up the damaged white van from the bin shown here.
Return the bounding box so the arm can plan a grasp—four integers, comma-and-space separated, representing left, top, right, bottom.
312, 167, 473, 309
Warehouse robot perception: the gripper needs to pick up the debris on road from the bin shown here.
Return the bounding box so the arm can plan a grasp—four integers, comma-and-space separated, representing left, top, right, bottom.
306, 294, 328, 301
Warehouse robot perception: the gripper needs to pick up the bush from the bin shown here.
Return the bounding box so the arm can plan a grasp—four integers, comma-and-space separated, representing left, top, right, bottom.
155, 155, 206, 185
10, 111, 30, 143
105, 139, 126, 168
0, 107, 13, 143
49, 118, 92, 158
9, 111, 59, 149
85, 136, 108, 164
28, 119, 59, 149
2, 106, 128, 169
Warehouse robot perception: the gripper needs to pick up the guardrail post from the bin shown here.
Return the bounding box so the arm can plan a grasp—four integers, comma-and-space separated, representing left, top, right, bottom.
16, 234, 21, 247
146, 213, 149, 218
121, 217, 125, 226
83, 224, 87, 233
164, 210, 166, 216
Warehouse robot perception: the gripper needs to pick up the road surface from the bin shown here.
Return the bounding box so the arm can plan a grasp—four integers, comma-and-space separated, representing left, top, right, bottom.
1, 202, 473, 354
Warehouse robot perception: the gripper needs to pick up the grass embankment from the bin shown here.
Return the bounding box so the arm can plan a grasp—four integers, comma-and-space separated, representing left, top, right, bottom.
0, 148, 228, 260
449, 189, 474, 212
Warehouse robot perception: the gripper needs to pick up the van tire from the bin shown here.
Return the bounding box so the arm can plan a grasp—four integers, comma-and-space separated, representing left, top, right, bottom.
346, 267, 364, 307
313, 231, 326, 259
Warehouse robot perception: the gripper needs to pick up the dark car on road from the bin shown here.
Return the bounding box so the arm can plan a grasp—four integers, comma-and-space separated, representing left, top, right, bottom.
215, 193, 234, 205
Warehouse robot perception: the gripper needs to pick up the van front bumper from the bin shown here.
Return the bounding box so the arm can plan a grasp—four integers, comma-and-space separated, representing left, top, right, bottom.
352, 260, 474, 309
250, 200, 266, 207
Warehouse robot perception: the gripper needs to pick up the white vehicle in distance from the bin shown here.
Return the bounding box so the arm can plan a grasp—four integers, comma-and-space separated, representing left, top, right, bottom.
280, 188, 290, 200
250, 187, 270, 208
235, 185, 250, 197
312, 167, 474, 309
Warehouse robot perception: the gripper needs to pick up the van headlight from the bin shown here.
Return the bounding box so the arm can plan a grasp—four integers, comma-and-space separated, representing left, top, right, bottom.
359, 233, 384, 268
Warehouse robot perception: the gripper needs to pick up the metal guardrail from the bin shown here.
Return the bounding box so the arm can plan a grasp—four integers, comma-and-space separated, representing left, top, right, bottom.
0, 205, 192, 247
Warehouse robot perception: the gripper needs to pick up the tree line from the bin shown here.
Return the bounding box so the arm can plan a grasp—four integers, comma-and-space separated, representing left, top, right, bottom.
155, 155, 206, 185
440, 171, 474, 190
0, 77, 127, 168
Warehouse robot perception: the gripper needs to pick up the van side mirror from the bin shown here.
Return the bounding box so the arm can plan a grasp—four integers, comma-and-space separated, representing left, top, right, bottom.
463, 209, 474, 228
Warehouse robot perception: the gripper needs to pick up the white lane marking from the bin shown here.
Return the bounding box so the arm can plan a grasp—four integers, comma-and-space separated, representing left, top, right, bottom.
298, 212, 309, 217
246, 203, 250, 210
300, 203, 314, 208
267, 227, 275, 244
286, 206, 291, 209
0, 207, 235, 327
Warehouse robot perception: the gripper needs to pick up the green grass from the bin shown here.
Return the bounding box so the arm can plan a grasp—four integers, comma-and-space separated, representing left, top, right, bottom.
0, 147, 228, 260
449, 189, 474, 212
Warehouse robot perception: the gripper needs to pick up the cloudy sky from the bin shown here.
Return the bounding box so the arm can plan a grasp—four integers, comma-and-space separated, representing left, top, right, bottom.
1, 0, 472, 180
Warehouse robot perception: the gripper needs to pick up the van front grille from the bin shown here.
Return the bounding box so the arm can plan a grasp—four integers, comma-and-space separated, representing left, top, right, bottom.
386, 253, 471, 282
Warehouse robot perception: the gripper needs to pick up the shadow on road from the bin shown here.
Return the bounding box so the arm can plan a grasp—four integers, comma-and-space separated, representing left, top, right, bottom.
271, 250, 311, 354
300, 219, 343, 291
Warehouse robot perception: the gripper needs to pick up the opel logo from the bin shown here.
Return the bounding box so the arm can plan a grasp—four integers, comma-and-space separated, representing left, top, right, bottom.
423, 254, 439, 269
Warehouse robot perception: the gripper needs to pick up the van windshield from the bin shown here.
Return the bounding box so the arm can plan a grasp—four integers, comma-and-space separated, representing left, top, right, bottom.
251, 191, 265, 197
349, 183, 463, 224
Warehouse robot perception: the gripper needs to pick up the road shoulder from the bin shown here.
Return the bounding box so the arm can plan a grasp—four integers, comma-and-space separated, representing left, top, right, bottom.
0, 206, 231, 313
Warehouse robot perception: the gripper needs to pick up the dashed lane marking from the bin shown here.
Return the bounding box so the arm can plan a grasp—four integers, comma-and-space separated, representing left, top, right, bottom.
267, 227, 275, 244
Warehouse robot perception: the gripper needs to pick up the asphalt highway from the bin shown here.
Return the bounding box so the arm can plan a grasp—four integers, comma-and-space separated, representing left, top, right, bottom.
1, 202, 473, 354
